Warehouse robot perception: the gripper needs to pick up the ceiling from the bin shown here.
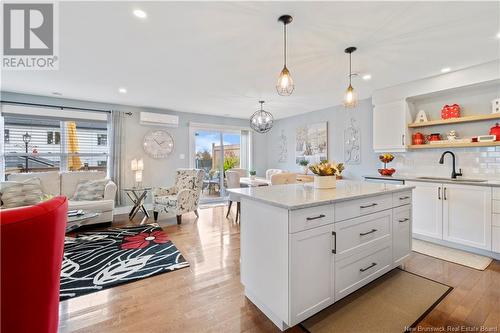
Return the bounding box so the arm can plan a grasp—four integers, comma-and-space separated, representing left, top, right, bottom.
2, 1, 499, 119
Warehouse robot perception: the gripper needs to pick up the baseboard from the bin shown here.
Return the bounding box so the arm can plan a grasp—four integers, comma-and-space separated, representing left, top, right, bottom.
412, 234, 500, 260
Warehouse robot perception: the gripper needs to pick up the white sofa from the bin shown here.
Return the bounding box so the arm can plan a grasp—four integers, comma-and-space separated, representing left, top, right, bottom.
7, 171, 117, 225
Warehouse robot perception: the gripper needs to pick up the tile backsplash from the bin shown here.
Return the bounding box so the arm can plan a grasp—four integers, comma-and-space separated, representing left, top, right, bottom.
391, 147, 500, 180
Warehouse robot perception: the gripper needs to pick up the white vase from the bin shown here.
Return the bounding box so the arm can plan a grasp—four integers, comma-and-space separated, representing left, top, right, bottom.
313, 175, 336, 189
250, 175, 256, 180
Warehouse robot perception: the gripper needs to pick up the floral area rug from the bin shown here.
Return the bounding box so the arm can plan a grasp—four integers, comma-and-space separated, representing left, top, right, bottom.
60, 224, 189, 301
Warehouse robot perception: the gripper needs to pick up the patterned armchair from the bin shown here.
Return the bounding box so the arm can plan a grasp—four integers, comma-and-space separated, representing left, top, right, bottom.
152, 169, 205, 224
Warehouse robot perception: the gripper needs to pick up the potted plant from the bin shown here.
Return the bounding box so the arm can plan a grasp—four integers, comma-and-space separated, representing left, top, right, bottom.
309, 160, 344, 189
298, 159, 309, 174
249, 170, 257, 180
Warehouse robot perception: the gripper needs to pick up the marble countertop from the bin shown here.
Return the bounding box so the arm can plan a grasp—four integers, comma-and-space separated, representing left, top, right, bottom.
364, 174, 500, 187
228, 180, 414, 210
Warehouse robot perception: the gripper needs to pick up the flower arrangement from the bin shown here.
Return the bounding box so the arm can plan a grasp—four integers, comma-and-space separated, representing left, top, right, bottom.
298, 159, 309, 174
249, 170, 257, 176
309, 160, 344, 176
309, 161, 344, 189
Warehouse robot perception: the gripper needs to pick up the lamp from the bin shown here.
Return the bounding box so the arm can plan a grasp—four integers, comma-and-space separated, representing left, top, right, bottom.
343, 46, 358, 109
250, 101, 274, 134
276, 15, 294, 96
22, 132, 32, 172
131, 158, 143, 188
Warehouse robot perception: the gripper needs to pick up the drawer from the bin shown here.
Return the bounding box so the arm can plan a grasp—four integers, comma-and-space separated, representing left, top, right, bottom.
493, 226, 500, 253
393, 191, 412, 207
335, 240, 392, 301
334, 194, 393, 222
289, 204, 334, 233
493, 201, 500, 214
493, 188, 500, 200
335, 210, 392, 260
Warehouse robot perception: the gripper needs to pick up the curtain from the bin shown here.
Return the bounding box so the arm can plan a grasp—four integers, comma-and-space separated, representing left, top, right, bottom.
109, 111, 124, 206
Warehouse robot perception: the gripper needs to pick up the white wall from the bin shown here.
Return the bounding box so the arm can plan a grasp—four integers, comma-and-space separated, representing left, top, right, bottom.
255, 98, 379, 180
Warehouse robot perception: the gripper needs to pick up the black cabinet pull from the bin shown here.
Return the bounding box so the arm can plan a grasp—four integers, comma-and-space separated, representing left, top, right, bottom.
306, 214, 326, 221
438, 187, 441, 200
332, 231, 336, 254
360, 203, 378, 209
360, 262, 377, 272
359, 229, 377, 236
399, 196, 410, 200
398, 218, 409, 223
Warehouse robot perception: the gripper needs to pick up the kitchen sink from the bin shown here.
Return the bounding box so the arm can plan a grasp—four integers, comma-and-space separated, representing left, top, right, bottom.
416, 176, 487, 183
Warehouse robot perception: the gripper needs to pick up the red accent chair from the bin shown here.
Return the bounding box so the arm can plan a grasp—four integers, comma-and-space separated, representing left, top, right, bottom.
1, 196, 68, 333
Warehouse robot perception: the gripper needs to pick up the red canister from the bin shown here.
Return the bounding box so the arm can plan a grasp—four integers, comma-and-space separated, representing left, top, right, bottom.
489, 123, 500, 141
427, 133, 441, 142
412, 132, 425, 145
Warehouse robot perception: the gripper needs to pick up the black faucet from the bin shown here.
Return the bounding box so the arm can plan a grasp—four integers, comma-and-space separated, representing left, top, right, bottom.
439, 151, 463, 179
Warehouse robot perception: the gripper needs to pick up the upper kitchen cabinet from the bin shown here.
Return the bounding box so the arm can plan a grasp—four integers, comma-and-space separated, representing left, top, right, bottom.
373, 99, 410, 152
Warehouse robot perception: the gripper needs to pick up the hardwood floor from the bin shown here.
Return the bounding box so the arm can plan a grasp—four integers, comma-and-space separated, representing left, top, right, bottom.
59, 206, 500, 333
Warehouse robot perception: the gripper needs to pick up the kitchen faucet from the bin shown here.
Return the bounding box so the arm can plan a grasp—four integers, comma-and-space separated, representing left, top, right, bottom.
439, 151, 463, 179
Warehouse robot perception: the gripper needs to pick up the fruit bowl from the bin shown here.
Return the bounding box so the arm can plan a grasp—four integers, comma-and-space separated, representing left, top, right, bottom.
379, 154, 394, 164
378, 168, 396, 176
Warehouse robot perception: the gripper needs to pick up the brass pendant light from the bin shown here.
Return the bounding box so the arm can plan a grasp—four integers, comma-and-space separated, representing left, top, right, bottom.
276, 15, 294, 96
343, 46, 358, 108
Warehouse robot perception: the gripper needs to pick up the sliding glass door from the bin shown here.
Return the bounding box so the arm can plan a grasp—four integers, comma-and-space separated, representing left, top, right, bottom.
191, 124, 250, 203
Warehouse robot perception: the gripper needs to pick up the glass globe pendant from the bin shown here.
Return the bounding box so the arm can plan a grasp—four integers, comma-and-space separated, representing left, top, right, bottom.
250, 101, 274, 134
276, 15, 294, 96
343, 46, 358, 108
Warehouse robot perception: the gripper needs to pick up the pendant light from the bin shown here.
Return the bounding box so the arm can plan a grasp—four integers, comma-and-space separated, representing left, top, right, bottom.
343, 46, 358, 108
276, 15, 294, 96
250, 101, 274, 133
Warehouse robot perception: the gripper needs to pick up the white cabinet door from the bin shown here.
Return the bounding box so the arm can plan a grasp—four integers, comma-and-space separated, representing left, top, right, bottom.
373, 100, 409, 152
406, 181, 443, 239
289, 224, 334, 325
442, 184, 492, 250
393, 205, 412, 267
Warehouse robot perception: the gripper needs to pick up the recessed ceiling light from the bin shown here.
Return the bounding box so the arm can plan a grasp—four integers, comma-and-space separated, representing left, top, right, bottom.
133, 9, 147, 19
441, 67, 451, 73
118, 88, 127, 94
362, 74, 372, 80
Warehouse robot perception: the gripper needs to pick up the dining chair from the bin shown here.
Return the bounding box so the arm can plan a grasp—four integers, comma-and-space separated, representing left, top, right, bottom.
229, 168, 248, 177
271, 172, 297, 185
225, 170, 241, 222
266, 169, 285, 180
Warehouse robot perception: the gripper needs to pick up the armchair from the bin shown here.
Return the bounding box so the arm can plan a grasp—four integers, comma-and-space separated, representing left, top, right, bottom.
152, 168, 205, 224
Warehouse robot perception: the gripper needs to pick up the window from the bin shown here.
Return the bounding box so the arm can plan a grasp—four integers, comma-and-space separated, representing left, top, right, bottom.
1, 105, 110, 178
97, 134, 107, 146
47, 131, 61, 144
4, 129, 9, 143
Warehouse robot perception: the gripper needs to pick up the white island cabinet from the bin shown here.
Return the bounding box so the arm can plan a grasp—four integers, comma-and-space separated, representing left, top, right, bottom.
230, 181, 414, 331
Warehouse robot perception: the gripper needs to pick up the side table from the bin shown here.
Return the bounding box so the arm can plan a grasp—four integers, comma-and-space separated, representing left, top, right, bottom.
123, 187, 152, 219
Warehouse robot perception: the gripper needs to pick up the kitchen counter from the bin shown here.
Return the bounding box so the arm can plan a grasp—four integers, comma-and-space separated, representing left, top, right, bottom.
235, 180, 414, 330
228, 180, 413, 210
364, 174, 500, 187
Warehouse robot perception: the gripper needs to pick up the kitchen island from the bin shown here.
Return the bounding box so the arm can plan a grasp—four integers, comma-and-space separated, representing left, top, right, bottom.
228, 180, 414, 331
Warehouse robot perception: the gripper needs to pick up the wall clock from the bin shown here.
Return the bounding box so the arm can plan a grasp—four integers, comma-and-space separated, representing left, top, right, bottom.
143, 130, 174, 159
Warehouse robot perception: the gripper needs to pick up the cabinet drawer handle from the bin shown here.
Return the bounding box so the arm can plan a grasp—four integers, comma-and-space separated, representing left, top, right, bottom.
438, 187, 441, 200
443, 187, 447, 200
398, 218, 409, 223
359, 229, 377, 236
360, 203, 378, 209
360, 262, 377, 272
399, 196, 410, 200
306, 214, 326, 221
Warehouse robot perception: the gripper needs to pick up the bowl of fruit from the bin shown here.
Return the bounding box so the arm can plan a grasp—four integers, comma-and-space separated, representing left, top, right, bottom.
378, 153, 396, 176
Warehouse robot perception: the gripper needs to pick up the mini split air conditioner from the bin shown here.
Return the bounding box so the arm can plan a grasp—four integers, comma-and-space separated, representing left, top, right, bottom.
140, 112, 179, 127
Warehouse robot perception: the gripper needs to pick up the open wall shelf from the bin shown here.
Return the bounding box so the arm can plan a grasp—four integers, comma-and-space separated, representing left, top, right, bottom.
408, 141, 500, 149
408, 113, 500, 128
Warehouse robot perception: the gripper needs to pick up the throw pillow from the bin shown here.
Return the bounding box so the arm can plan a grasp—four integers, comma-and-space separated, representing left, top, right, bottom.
72, 179, 108, 201
0, 177, 43, 208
